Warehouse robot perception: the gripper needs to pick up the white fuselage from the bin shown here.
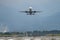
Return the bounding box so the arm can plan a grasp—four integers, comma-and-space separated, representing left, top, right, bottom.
28, 7, 33, 15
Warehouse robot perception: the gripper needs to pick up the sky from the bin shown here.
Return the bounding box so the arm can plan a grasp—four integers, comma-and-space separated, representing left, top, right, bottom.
0, 0, 60, 32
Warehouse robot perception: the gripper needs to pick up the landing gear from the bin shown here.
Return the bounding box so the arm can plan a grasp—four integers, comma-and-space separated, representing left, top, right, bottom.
32, 13, 35, 15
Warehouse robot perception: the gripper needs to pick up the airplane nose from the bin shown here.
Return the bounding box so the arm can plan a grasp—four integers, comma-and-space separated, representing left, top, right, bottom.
29, 7, 32, 9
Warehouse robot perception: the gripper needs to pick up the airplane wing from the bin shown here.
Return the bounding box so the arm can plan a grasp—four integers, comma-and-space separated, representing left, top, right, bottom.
32, 11, 42, 13
19, 11, 29, 13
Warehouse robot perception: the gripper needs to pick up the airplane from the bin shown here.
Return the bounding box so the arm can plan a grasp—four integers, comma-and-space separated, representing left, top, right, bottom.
19, 7, 42, 15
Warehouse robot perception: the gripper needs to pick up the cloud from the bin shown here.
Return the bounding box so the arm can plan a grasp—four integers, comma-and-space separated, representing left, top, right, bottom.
0, 0, 49, 8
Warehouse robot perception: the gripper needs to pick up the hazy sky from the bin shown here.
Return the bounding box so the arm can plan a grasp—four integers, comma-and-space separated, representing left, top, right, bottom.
0, 0, 60, 32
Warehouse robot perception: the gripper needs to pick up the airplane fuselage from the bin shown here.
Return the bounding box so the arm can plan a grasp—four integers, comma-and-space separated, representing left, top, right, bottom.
29, 9, 32, 15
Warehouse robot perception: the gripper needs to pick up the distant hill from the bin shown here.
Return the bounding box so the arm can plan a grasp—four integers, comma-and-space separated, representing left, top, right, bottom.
0, 30, 60, 37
